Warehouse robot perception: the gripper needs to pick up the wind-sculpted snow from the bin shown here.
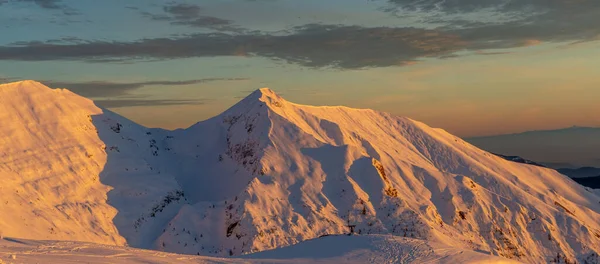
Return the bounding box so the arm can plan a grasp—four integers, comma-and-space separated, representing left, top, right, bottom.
0, 235, 519, 264
1, 81, 600, 263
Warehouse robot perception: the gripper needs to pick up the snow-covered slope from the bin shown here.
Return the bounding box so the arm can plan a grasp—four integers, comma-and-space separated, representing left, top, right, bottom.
1, 81, 600, 263
0, 80, 186, 248
0, 235, 518, 264
241, 235, 521, 264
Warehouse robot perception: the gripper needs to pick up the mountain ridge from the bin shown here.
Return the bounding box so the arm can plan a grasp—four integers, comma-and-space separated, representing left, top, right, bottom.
1, 80, 600, 263
466, 126, 600, 169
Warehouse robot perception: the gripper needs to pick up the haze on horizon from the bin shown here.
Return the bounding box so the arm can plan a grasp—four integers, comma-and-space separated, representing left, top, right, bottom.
1, 0, 599, 137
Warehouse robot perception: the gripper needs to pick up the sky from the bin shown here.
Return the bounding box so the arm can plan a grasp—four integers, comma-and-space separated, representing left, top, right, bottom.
1, 0, 599, 137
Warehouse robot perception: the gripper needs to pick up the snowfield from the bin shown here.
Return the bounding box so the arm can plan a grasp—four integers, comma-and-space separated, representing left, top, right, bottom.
0, 235, 519, 264
1, 81, 600, 263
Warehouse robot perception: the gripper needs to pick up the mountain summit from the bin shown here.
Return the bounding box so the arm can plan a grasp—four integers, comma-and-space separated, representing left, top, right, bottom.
1, 81, 600, 263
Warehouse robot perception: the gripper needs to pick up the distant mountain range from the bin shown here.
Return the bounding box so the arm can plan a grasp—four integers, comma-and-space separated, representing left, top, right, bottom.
570, 176, 600, 189
557, 167, 600, 189
491, 154, 600, 189
557, 167, 600, 179
466, 126, 600, 169
492, 154, 547, 168
1, 81, 600, 263
469, 128, 600, 190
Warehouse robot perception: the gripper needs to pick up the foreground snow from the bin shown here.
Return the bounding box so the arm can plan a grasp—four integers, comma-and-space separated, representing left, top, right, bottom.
1, 81, 600, 263
0, 235, 519, 264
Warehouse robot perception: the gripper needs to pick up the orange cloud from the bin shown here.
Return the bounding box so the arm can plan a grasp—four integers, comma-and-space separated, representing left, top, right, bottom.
522, 39, 542, 47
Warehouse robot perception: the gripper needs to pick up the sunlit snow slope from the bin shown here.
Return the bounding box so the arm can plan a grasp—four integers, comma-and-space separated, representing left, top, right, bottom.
1, 81, 600, 263
0, 81, 185, 248
0, 235, 518, 264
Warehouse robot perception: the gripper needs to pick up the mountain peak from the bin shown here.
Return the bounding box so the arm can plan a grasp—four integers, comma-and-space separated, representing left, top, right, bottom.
0, 80, 57, 99
0, 80, 75, 98
249, 87, 282, 102
0, 79, 100, 120
222, 87, 286, 116
0, 80, 47, 91
257, 87, 276, 96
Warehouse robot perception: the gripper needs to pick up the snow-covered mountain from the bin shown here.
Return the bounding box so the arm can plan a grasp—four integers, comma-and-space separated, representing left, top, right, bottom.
1, 81, 600, 263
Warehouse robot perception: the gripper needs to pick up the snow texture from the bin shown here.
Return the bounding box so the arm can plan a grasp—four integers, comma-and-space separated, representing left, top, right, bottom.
0, 235, 519, 264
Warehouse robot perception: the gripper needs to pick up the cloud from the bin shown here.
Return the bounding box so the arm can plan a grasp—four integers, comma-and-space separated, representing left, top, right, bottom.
386, 0, 600, 49
474, 50, 513, 56
18, 0, 62, 9
0, 76, 20, 83
259, 24, 467, 69
0, 24, 467, 69
163, 3, 202, 20
42, 78, 249, 98
93, 99, 207, 108
2, 0, 598, 70
387, 0, 592, 14
1, 1, 599, 69
10, 37, 87, 46
140, 3, 240, 32
6, 0, 79, 15
37, 78, 247, 107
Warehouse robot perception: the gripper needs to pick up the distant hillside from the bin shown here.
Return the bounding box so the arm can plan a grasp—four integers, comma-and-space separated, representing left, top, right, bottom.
491, 155, 600, 189
492, 154, 547, 168
571, 176, 600, 189
467, 127, 600, 169
557, 167, 600, 179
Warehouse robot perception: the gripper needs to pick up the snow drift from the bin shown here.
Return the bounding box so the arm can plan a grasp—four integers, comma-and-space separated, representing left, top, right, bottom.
0, 235, 518, 264
1, 81, 600, 263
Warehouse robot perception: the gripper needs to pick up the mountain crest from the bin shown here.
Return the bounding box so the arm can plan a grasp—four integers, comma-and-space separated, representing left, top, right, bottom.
0, 79, 43, 89
222, 87, 286, 116
254, 87, 279, 100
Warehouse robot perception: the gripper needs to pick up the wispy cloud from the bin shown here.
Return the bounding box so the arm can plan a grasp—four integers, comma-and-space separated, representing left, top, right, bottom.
18, 0, 62, 9
0, 24, 467, 69
1, 0, 598, 69
93, 98, 208, 108
4, 0, 79, 15
140, 3, 241, 32
0, 76, 20, 83
474, 50, 513, 56
386, 0, 600, 48
42, 78, 249, 98
1, 77, 238, 107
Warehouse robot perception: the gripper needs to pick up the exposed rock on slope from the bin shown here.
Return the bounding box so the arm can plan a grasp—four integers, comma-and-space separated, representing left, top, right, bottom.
1, 81, 600, 263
